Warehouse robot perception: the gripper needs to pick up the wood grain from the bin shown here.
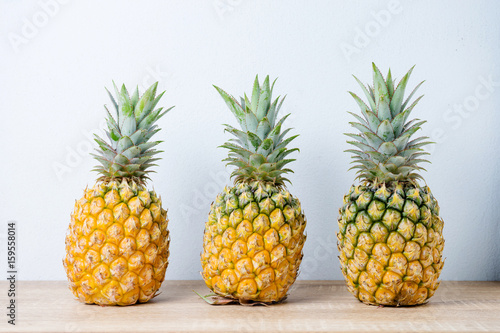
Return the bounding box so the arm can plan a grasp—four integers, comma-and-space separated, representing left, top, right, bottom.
0, 280, 499, 332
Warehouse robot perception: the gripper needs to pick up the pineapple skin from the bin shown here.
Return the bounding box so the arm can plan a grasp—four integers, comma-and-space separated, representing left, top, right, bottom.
337, 181, 444, 306
201, 182, 306, 302
64, 180, 170, 306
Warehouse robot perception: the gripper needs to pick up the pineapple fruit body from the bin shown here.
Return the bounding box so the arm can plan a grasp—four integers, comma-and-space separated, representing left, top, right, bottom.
338, 182, 444, 306
64, 180, 170, 305
201, 182, 306, 302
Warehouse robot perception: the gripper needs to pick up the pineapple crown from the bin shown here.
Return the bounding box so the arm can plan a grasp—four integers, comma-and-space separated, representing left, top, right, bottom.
214, 75, 298, 187
346, 63, 432, 183
92, 82, 173, 184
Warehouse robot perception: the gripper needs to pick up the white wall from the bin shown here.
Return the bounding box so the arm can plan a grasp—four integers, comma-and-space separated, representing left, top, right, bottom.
1, 0, 499, 281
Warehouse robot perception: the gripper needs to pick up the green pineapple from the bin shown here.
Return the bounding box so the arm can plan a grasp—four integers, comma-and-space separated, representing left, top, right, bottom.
337, 64, 445, 306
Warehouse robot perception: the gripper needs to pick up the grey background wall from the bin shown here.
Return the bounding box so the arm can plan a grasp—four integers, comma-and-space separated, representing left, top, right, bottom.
1, 0, 499, 281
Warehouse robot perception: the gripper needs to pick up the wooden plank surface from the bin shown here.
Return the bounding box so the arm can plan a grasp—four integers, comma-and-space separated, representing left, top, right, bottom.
1, 280, 499, 332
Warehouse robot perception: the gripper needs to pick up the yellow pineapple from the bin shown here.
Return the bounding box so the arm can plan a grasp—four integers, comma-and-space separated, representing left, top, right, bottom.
63, 82, 173, 305
337, 64, 445, 306
200, 76, 307, 303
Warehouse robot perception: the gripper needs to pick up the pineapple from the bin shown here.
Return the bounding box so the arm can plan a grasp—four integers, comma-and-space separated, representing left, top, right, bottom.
337, 64, 445, 306
200, 75, 307, 303
63, 82, 173, 305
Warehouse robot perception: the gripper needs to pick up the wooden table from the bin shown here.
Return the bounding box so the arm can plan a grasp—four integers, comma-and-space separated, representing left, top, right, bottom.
1, 281, 499, 332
